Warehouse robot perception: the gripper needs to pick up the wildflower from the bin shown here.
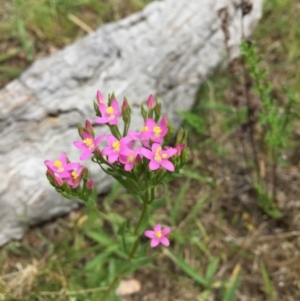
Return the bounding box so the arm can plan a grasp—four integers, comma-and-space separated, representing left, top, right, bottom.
142, 117, 168, 144
144, 224, 170, 248
94, 99, 121, 125
119, 147, 141, 171
102, 134, 132, 164
66, 165, 84, 188
44, 153, 79, 178
141, 143, 177, 171
129, 117, 168, 146
73, 132, 105, 160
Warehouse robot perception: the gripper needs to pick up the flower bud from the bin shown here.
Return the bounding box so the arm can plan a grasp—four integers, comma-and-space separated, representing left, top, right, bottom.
82, 167, 89, 180
96, 90, 105, 105
85, 120, 94, 136
46, 169, 55, 180
154, 102, 161, 122
122, 98, 131, 121
77, 123, 85, 139
141, 104, 147, 121
108, 93, 116, 106
86, 179, 94, 190
93, 101, 101, 116
46, 169, 55, 185
175, 143, 185, 156
176, 128, 186, 145
163, 116, 174, 145
54, 176, 64, 187
147, 94, 155, 109
122, 97, 131, 136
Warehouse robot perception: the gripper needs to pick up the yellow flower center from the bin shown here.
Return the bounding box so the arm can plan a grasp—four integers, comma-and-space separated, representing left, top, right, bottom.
112, 141, 120, 152
106, 106, 114, 114
106, 106, 115, 120
128, 154, 134, 163
155, 230, 162, 238
54, 160, 62, 168
154, 147, 162, 162
72, 171, 79, 181
54, 160, 64, 172
83, 138, 94, 149
162, 153, 167, 159
153, 126, 161, 138
142, 126, 149, 132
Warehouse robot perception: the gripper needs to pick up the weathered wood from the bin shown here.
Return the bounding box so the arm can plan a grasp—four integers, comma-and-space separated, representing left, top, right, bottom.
0, 0, 263, 245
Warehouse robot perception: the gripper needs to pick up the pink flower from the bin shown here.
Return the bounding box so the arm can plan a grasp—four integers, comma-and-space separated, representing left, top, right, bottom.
73, 132, 105, 160
102, 134, 132, 164
130, 117, 168, 146
119, 147, 141, 171
141, 143, 177, 171
144, 224, 170, 248
94, 99, 121, 125
44, 153, 79, 178
66, 165, 84, 188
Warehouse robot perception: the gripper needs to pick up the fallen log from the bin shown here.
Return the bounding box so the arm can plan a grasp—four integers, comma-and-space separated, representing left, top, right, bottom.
0, 0, 263, 245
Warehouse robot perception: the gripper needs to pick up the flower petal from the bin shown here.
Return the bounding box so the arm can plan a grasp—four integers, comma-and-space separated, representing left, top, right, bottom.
149, 160, 160, 170
59, 153, 67, 164
150, 238, 160, 248
154, 224, 161, 232
160, 160, 174, 172
166, 147, 177, 158
80, 151, 92, 160
94, 117, 108, 124
151, 143, 161, 152
73, 141, 86, 149
160, 237, 170, 247
162, 227, 170, 236
107, 134, 116, 146
144, 230, 155, 239
140, 148, 153, 160
95, 134, 105, 145
108, 153, 119, 164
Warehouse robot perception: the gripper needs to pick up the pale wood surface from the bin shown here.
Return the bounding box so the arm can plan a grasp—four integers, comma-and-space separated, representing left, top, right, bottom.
0, 0, 262, 245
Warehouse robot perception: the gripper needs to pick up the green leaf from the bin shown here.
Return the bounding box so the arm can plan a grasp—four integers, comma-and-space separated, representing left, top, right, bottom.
221, 264, 241, 301
85, 229, 114, 247
204, 257, 219, 283
150, 198, 165, 211
123, 255, 156, 275
260, 261, 276, 300
137, 205, 150, 235
170, 179, 190, 224
167, 249, 208, 287
161, 172, 182, 184
83, 245, 118, 271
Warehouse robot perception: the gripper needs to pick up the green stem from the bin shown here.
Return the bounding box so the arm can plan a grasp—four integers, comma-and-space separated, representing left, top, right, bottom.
102, 276, 120, 301
102, 197, 149, 300
134, 201, 148, 236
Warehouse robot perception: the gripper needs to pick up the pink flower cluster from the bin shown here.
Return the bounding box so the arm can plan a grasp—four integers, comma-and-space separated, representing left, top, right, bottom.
45, 153, 86, 188
70, 91, 182, 172
45, 90, 186, 192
